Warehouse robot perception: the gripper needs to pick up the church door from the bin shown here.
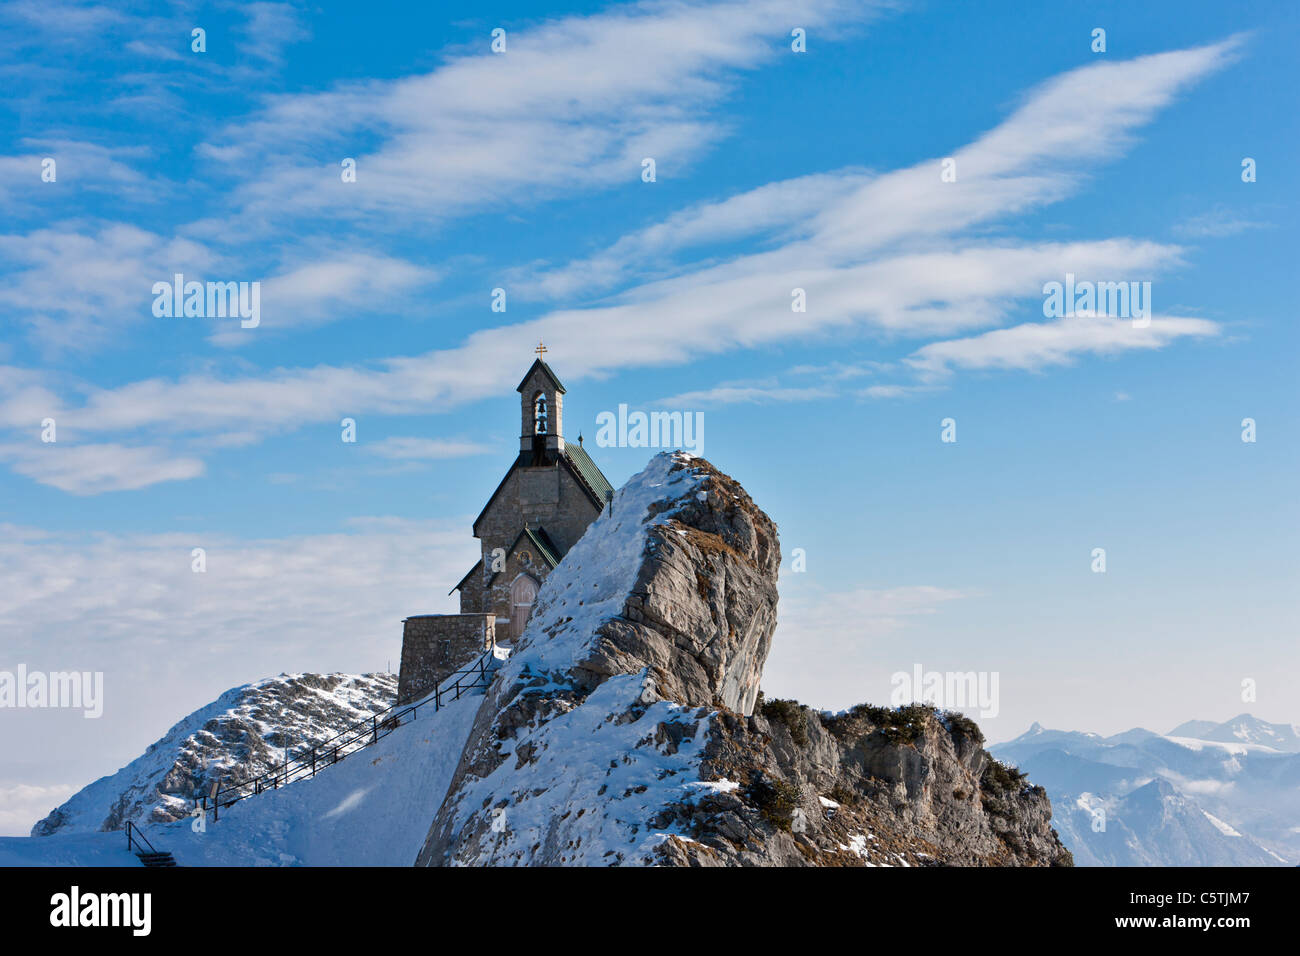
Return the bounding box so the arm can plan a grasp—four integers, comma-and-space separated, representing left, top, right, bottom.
510, 575, 539, 642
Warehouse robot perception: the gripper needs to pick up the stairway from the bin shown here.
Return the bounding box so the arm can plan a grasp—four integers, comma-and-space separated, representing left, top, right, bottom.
126, 821, 177, 867
135, 850, 177, 868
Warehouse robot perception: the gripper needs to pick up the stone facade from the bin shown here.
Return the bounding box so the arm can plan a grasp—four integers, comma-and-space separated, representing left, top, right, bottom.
396, 354, 613, 703
459, 463, 601, 626
397, 614, 495, 704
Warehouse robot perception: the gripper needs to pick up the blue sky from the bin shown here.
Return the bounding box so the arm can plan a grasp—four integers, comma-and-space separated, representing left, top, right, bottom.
1, 0, 1297, 833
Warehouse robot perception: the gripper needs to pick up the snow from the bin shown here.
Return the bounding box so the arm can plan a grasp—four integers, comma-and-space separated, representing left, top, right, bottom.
684, 779, 740, 797
32, 672, 396, 836
3, 676, 484, 866
0, 831, 141, 867
1200, 810, 1242, 838
441, 672, 716, 865
499, 452, 701, 679
433, 454, 730, 865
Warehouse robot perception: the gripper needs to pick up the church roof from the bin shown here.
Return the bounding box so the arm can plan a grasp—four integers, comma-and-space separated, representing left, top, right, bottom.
516, 358, 566, 394
563, 441, 613, 503
519, 525, 562, 569
471, 444, 613, 538
450, 525, 562, 594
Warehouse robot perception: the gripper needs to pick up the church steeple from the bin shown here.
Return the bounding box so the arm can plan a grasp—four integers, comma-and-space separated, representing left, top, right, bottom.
516, 343, 566, 456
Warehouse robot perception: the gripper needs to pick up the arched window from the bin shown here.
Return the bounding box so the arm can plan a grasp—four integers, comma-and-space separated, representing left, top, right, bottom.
534, 392, 548, 435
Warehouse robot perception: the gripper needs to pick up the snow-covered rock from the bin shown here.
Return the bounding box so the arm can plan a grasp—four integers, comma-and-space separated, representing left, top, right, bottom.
417, 452, 779, 865
3, 685, 480, 866
417, 452, 1070, 866
32, 672, 396, 836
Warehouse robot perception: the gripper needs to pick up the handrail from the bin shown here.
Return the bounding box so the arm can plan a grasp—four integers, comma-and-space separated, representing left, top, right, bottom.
125, 820, 158, 856
198, 648, 502, 822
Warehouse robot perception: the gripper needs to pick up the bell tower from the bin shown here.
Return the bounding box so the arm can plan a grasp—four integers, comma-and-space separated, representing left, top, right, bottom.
517, 342, 565, 457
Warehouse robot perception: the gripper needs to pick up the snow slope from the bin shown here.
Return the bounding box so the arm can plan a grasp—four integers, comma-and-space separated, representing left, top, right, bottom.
33, 672, 397, 836
5, 676, 482, 866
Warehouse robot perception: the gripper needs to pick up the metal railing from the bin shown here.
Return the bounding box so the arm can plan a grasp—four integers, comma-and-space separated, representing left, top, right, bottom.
195, 649, 501, 823
125, 820, 158, 855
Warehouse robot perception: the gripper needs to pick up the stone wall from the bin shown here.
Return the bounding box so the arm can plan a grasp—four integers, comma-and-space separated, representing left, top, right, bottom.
473, 463, 600, 570
397, 614, 495, 704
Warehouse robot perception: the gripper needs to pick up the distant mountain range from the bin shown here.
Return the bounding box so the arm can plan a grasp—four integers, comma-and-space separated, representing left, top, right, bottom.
992, 714, 1297, 866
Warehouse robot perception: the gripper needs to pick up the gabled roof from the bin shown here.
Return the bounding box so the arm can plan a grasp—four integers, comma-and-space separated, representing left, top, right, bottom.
517, 525, 561, 569
516, 358, 566, 394
451, 525, 562, 593
471, 444, 613, 537
562, 441, 613, 503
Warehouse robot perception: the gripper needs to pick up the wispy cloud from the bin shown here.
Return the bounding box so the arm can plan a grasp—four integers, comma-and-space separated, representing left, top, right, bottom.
0, 223, 217, 355
905, 313, 1221, 378
657, 381, 836, 406
0, 141, 156, 211
1173, 204, 1272, 239
366, 437, 493, 460
189, 0, 890, 236
518, 169, 873, 300
0, 36, 1242, 492
0, 442, 205, 494
237, 1, 311, 65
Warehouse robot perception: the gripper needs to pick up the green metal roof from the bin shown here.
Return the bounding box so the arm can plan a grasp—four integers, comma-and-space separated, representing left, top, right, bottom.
522, 526, 561, 568
563, 441, 613, 504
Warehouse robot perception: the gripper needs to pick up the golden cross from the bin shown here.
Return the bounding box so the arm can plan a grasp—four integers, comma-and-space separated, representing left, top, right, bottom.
535, 340, 548, 359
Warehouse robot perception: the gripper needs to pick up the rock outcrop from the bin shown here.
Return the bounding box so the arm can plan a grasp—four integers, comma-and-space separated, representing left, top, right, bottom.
654, 701, 1070, 866
417, 452, 1071, 866
33, 672, 396, 836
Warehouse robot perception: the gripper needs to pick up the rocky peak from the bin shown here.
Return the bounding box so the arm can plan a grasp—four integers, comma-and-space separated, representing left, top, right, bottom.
417, 452, 1071, 867
32, 672, 396, 836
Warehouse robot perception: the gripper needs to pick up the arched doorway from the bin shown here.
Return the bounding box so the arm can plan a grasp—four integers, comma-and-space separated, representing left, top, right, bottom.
510, 574, 539, 642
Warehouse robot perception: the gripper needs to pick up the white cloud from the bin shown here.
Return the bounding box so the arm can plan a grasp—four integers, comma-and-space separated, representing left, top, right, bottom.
657, 383, 835, 406
0, 783, 76, 837
0, 442, 205, 494
1173, 205, 1271, 239
367, 437, 493, 460
237, 2, 310, 65
189, 0, 890, 234
858, 384, 937, 399
209, 252, 441, 345
0, 223, 217, 354
905, 314, 1221, 378
0, 141, 154, 210
520, 169, 873, 300
0, 224, 441, 350
0, 38, 1241, 493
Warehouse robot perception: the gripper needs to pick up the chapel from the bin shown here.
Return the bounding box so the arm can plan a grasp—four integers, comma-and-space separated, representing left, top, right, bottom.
396, 346, 613, 702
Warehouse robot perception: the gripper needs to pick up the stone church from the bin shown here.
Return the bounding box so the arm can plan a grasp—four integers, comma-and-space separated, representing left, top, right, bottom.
396, 349, 614, 703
